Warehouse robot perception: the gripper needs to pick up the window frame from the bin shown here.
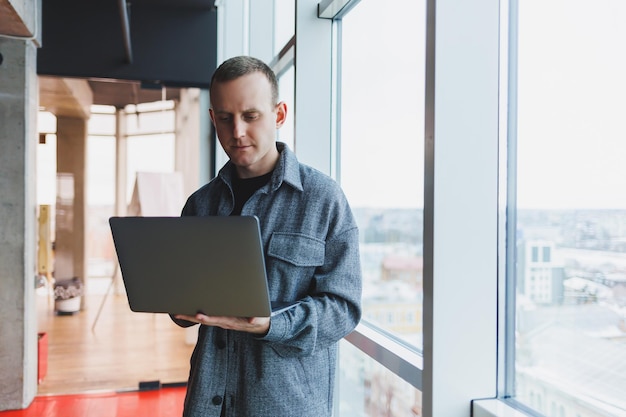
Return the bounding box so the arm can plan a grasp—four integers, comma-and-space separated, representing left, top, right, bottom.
215, 0, 523, 415
327, 0, 500, 415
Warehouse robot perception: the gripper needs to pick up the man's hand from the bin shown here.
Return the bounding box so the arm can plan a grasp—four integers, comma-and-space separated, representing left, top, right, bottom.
174, 313, 270, 335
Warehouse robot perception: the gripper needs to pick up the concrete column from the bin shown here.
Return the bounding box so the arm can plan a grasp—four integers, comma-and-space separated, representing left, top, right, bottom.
0, 37, 38, 411
55, 116, 88, 301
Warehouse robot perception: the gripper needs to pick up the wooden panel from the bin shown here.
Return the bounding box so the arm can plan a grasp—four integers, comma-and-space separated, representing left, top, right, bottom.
37, 205, 53, 276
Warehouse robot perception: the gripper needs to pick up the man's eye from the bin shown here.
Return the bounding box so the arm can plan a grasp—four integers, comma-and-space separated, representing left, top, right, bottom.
218, 116, 232, 122
244, 114, 259, 121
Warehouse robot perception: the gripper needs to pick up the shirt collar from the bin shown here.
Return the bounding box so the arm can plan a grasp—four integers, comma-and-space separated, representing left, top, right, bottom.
218, 142, 303, 192
272, 142, 303, 192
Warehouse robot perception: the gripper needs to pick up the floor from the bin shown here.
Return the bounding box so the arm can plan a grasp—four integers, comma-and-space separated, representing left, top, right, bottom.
0, 386, 186, 417
36, 277, 195, 395
1, 277, 196, 416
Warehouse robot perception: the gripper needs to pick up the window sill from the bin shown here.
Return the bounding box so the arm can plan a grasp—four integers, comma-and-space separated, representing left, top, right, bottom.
344, 321, 423, 390
472, 399, 533, 417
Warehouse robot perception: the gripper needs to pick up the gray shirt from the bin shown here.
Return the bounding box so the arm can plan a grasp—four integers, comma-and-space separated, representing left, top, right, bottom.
175, 142, 363, 417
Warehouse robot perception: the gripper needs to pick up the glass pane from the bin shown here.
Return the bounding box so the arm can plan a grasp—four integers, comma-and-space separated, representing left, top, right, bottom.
127, 134, 176, 201
277, 65, 295, 150
513, 1, 626, 416
85, 104, 176, 281
38, 111, 57, 205
340, 0, 426, 350
126, 106, 176, 136
87, 136, 115, 206
338, 340, 422, 417
274, 0, 295, 53
89, 112, 116, 136
86, 135, 116, 279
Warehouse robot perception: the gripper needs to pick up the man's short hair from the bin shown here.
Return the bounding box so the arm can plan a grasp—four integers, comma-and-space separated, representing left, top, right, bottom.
210, 56, 279, 105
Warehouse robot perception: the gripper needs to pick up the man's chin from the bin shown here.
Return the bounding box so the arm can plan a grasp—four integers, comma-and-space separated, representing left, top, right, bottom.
231, 155, 254, 167
226, 149, 253, 163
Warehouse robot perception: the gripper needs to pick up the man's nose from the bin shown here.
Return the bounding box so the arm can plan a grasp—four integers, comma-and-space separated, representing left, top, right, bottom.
232, 119, 245, 139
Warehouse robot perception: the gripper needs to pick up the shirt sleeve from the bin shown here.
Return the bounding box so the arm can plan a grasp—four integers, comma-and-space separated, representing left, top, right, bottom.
258, 224, 363, 357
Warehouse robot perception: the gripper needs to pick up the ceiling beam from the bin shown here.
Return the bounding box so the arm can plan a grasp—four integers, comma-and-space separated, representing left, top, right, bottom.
39, 76, 93, 119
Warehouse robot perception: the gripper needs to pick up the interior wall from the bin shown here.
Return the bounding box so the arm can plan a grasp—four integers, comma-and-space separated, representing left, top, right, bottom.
55, 116, 88, 298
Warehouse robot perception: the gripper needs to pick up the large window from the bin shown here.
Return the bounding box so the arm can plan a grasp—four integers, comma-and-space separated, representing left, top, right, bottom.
339, 0, 426, 351
86, 102, 177, 280
125, 102, 176, 198
510, 1, 626, 416
213, 1, 626, 415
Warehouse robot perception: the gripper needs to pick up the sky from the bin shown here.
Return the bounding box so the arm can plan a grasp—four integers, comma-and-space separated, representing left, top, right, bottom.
339, 0, 626, 210
515, 0, 626, 209
338, 0, 425, 209
37, 0, 626, 211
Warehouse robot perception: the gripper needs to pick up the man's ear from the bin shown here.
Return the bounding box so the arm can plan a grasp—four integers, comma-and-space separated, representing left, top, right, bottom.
209, 108, 216, 126
275, 102, 287, 128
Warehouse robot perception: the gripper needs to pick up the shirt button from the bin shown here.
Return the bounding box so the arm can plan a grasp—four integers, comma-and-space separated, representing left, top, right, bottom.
216, 340, 226, 349
212, 395, 223, 405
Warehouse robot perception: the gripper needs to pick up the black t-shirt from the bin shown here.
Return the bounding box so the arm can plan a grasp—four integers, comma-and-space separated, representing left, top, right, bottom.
231, 171, 273, 215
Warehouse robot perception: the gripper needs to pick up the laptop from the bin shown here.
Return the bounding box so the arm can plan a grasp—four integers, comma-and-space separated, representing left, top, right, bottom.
109, 215, 296, 317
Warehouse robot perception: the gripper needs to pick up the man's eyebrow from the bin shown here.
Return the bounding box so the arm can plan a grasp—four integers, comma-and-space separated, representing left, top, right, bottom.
213, 108, 261, 114
242, 108, 261, 114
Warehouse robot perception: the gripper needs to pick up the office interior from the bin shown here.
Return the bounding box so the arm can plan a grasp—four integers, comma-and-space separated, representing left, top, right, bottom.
1, 0, 625, 416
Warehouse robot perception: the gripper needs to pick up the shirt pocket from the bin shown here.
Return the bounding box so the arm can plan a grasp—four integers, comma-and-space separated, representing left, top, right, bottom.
267, 232, 325, 267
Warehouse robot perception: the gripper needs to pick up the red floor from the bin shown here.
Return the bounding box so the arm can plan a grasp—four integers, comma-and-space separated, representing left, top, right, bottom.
0, 386, 186, 417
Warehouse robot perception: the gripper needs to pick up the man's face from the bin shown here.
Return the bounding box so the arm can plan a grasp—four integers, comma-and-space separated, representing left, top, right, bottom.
209, 71, 287, 179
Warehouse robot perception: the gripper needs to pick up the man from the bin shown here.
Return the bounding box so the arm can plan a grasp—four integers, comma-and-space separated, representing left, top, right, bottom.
171, 55, 362, 417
